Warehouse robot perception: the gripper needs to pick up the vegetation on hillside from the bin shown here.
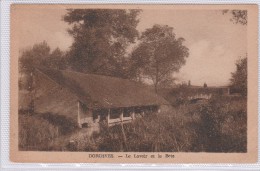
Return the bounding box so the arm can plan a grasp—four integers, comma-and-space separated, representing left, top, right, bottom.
19, 111, 78, 151
19, 96, 246, 152
230, 57, 247, 96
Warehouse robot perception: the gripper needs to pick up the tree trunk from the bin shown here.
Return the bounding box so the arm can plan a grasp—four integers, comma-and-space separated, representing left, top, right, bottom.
154, 64, 159, 93
29, 71, 35, 114
154, 82, 158, 93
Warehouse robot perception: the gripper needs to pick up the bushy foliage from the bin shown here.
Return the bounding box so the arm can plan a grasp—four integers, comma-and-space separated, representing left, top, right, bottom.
230, 57, 247, 96
66, 96, 246, 152
130, 24, 189, 92
63, 9, 141, 78
19, 111, 78, 151
223, 10, 247, 25
19, 114, 59, 150
19, 41, 68, 91
19, 96, 246, 152
194, 96, 246, 152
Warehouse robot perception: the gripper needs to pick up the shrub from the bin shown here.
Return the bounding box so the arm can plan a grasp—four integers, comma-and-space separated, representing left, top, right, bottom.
19, 111, 78, 151
19, 96, 247, 152
66, 134, 98, 151
95, 112, 199, 152
90, 96, 247, 152
192, 96, 247, 152
19, 114, 59, 150
36, 112, 78, 135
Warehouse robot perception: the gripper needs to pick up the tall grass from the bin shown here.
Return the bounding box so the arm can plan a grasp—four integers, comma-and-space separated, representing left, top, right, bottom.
19, 114, 59, 150
189, 96, 247, 152
19, 96, 247, 152
19, 111, 78, 151
96, 96, 246, 152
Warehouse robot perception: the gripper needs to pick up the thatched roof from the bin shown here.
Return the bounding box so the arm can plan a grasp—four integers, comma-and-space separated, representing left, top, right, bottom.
36, 68, 169, 109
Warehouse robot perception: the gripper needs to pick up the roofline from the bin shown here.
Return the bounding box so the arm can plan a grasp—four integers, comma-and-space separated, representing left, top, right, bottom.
35, 67, 170, 109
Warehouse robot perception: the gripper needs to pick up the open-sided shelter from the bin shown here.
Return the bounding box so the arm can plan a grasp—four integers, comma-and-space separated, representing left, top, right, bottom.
33, 68, 169, 128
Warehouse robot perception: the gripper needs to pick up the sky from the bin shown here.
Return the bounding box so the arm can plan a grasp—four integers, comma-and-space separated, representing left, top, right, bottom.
14, 6, 247, 86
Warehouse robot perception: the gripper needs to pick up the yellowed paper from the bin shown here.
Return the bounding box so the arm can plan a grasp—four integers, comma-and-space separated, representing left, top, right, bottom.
10, 4, 258, 163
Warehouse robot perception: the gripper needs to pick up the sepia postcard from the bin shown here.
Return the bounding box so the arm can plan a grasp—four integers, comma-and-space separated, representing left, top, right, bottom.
10, 4, 258, 163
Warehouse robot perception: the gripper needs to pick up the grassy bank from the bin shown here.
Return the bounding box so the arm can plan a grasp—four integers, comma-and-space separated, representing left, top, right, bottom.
19, 95, 247, 152
91, 96, 246, 152
19, 111, 78, 151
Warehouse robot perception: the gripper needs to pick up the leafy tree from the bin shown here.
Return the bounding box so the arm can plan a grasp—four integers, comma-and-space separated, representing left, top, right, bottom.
223, 10, 247, 96
230, 57, 247, 96
19, 41, 51, 112
43, 47, 68, 70
63, 9, 141, 78
19, 41, 51, 91
188, 80, 191, 86
19, 41, 67, 90
223, 10, 247, 25
129, 24, 189, 92
19, 41, 68, 112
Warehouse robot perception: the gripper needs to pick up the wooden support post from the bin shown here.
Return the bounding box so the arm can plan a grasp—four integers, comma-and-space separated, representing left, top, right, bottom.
77, 101, 82, 128
120, 109, 124, 122
97, 115, 100, 122
107, 109, 110, 125
131, 111, 135, 120
94, 114, 100, 123
141, 111, 145, 117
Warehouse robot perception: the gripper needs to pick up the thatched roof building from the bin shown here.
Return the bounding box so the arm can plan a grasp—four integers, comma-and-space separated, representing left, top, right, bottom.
33, 68, 169, 129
